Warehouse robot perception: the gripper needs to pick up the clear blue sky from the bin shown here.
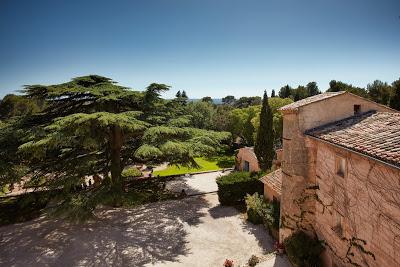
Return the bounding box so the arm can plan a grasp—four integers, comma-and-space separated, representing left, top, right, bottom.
0, 0, 399, 99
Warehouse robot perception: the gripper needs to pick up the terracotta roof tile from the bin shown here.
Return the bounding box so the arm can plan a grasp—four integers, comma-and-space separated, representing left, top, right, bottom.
279, 92, 345, 111
260, 169, 283, 195
306, 111, 400, 168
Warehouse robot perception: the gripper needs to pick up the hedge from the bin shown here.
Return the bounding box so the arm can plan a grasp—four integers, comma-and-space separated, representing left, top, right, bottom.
216, 172, 263, 206
122, 167, 143, 179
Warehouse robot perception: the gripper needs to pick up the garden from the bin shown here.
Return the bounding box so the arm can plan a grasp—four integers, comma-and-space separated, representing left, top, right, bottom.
153, 155, 234, 177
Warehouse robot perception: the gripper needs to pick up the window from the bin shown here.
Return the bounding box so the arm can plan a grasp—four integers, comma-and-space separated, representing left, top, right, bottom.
354, 104, 361, 115
332, 211, 344, 237
243, 160, 250, 172
336, 156, 346, 178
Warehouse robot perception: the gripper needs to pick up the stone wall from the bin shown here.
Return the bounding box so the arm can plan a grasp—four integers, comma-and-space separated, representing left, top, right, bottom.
298, 93, 395, 131
310, 140, 400, 267
279, 93, 396, 244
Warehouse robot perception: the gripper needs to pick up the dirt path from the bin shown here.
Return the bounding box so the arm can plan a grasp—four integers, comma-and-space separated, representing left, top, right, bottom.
0, 176, 290, 267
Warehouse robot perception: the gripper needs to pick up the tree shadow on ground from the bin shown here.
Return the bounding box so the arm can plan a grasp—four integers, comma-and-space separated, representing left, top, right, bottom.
208, 204, 239, 219
0, 196, 209, 267
241, 221, 275, 253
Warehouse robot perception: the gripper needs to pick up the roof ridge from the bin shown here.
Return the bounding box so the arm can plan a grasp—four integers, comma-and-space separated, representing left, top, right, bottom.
279, 91, 346, 111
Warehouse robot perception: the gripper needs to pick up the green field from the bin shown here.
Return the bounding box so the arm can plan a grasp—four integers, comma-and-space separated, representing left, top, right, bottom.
153, 156, 234, 177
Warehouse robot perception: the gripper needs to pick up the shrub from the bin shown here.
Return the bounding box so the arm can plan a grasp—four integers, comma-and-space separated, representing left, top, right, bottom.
245, 192, 267, 224
284, 231, 324, 267
216, 172, 263, 205
121, 167, 142, 179
264, 199, 280, 230
248, 255, 260, 266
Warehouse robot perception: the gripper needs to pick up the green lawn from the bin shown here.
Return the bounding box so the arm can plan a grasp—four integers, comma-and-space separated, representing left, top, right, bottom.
153, 156, 234, 177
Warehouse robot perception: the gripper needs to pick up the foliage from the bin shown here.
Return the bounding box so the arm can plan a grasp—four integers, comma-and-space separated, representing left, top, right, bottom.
233, 96, 261, 108
216, 172, 263, 206
186, 101, 215, 129
0, 94, 42, 119
245, 192, 266, 224
153, 156, 234, 177
389, 78, 400, 111
222, 95, 236, 105
245, 192, 280, 230
293, 86, 308, 101
211, 104, 233, 131
121, 167, 142, 178
367, 80, 392, 105
0, 75, 230, 220
306, 82, 320, 96
254, 91, 274, 171
284, 231, 325, 267
279, 85, 292, 98
327, 80, 368, 98
243, 109, 256, 146
201, 96, 213, 103
248, 255, 260, 267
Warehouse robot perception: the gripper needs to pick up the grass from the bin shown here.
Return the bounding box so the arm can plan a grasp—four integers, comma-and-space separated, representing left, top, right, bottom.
153, 155, 234, 177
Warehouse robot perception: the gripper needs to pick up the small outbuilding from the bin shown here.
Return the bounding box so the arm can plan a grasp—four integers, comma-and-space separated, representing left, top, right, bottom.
235, 147, 260, 172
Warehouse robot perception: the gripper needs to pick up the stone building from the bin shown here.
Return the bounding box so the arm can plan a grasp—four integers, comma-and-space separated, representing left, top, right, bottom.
235, 147, 260, 172
278, 91, 399, 267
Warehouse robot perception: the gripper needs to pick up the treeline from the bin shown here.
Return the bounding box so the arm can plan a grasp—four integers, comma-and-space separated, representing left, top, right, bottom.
164, 92, 293, 148
276, 79, 400, 109
1, 77, 399, 147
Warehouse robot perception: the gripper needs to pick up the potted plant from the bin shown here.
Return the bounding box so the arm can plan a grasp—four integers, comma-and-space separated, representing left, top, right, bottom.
274, 241, 285, 254
223, 259, 234, 267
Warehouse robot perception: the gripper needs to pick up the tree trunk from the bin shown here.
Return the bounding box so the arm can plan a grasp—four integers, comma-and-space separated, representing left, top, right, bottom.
109, 125, 123, 193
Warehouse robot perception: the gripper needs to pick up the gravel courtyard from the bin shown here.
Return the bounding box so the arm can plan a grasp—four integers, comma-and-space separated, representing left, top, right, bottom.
0, 172, 290, 267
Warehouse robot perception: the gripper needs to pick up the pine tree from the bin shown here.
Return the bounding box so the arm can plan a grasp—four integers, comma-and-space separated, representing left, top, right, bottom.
306, 82, 320, 96
181, 90, 188, 99
279, 85, 292, 98
175, 90, 181, 98
389, 79, 400, 111
271, 89, 276, 97
0, 75, 230, 218
254, 91, 274, 171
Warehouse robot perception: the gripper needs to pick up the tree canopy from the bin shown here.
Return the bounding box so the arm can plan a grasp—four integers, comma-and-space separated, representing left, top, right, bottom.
0, 75, 231, 218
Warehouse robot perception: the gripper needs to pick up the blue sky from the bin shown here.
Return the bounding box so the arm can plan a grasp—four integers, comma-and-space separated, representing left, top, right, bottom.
0, 0, 399, 99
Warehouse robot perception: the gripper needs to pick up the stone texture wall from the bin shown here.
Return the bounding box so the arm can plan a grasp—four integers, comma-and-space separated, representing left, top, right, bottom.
279, 94, 396, 244
280, 112, 317, 242
298, 93, 394, 131
235, 148, 260, 172
310, 140, 400, 267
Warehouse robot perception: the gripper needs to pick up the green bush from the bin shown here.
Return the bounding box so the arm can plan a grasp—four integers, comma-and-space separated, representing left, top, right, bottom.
245, 192, 266, 224
284, 231, 325, 267
264, 199, 280, 230
216, 172, 263, 206
121, 167, 142, 179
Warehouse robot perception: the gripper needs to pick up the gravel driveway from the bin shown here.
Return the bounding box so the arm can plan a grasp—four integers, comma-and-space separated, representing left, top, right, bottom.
0, 172, 290, 267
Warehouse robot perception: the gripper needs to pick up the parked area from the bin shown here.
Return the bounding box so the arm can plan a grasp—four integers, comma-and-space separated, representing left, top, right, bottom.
0, 172, 290, 267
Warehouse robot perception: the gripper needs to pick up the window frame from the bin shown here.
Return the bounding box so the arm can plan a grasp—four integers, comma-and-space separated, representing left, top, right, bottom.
335, 155, 347, 178
354, 104, 361, 115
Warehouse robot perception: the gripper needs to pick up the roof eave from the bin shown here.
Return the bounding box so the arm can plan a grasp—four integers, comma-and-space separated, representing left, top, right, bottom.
306, 135, 400, 171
